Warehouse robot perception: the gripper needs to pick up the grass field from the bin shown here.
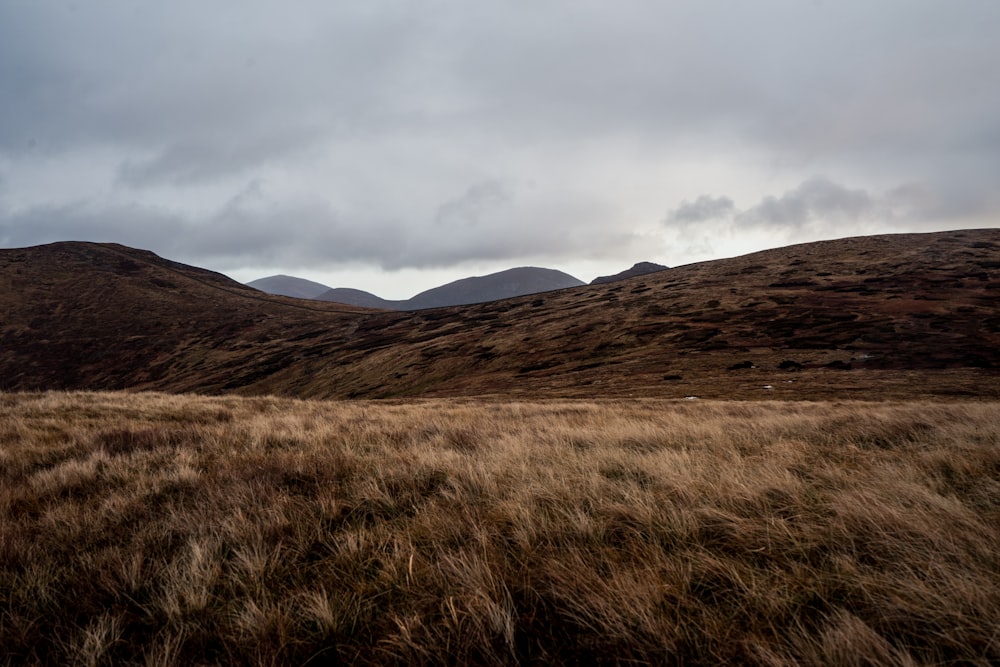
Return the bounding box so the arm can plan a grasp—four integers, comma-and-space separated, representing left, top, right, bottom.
2, 392, 999, 665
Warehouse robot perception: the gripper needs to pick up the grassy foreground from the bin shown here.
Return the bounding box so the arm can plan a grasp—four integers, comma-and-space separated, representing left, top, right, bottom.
1, 393, 999, 665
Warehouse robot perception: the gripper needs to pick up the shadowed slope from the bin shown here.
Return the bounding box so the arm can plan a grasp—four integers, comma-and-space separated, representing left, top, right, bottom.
248, 229, 1000, 400
2, 230, 999, 399
0, 242, 370, 393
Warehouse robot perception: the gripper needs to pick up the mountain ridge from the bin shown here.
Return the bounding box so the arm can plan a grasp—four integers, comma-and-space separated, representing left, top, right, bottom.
315, 266, 585, 310
2, 230, 999, 399
249, 261, 684, 308
248, 266, 586, 310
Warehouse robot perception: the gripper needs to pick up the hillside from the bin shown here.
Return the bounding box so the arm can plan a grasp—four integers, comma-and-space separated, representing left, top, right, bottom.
1, 230, 999, 399
0, 242, 371, 393
314, 266, 585, 310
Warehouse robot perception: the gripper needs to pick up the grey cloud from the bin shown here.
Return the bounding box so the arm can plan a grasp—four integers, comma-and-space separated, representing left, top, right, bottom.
0, 196, 389, 270
6, 2, 996, 165
117, 127, 322, 187
404, 184, 650, 270
440, 2, 999, 159
1, 1, 998, 275
667, 177, 940, 234
660, 177, 940, 262
666, 195, 735, 224
0, 179, 648, 272
0, 203, 180, 251
737, 178, 876, 228
0, 2, 424, 178
434, 182, 512, 228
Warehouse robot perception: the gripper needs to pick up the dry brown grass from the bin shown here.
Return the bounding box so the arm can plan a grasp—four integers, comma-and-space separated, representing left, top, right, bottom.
1, 392, 999, 665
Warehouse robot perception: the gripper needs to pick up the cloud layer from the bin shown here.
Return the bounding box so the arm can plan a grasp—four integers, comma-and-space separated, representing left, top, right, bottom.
1, 1, 997, 285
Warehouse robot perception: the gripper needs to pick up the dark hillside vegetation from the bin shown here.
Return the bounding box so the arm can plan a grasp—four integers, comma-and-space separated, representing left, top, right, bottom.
1, 230, 999, 399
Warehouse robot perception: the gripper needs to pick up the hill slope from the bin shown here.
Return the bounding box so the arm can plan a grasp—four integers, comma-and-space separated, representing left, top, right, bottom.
2, 230, 999, 399
0, 242, 370, 392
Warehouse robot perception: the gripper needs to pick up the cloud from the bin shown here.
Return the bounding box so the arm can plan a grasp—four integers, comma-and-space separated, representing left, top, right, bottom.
1, 1, 998, 280
737, 178, 878, 228
0, 198, 384, 271
659, 176, 959, 262
666, 195, 734, 224
116, 128, 323, 188
0, 2, 423, 176
416, 181, 653, 269
434, 181, 513, 229
0, 178, 651, 272
5, 3, 997, 167
666, 177, 932, 231
0, 201, 181, 254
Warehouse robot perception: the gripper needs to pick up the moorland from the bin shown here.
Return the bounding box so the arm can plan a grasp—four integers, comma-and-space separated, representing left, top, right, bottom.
1, 229, 999, 664
2, 229, 999, 400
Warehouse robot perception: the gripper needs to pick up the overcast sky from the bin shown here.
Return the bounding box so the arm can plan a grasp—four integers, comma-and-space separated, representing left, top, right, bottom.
1, 1, 997, 298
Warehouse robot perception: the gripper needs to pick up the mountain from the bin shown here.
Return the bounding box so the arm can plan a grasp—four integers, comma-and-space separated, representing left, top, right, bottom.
403, 267, 585, 309
315, 266, 585, 310
0, 242, 370, 393
591, 261, 669, 285
317, 288, 397, 310
246, 274, 332, 299
2, 230, 999, 400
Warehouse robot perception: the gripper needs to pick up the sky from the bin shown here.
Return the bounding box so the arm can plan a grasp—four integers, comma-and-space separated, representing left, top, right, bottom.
1, 1, 997, 299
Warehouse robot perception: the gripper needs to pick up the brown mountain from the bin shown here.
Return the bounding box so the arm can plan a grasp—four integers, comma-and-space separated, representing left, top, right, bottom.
0, 242, 371, 393
2, 230, 999, 400
590, 261, 669, 285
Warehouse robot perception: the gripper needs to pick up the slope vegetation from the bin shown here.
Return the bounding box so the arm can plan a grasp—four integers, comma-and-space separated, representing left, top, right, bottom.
1, 230, 999, 399
0, 242, 369, 393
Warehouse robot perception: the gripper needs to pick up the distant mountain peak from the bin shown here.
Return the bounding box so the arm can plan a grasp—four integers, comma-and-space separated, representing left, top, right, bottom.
590, 261, 668, 285
405, 267, 585, 310
246, 275, 332, 300
313, 266, 585, 310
